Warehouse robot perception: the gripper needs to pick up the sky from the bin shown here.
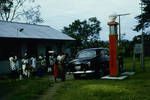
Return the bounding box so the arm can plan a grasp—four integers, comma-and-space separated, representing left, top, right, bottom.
35, 0, 141, 41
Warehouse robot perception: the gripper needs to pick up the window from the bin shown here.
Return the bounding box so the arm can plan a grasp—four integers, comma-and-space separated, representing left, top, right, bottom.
77, 50, 96, 58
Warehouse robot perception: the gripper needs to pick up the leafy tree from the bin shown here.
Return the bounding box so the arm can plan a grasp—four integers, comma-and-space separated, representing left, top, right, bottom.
133, 34, 150, 43
119, 40, 133, 57
134, 0, 150, 32
0, 0, 43, 24
63, 17, 101, 49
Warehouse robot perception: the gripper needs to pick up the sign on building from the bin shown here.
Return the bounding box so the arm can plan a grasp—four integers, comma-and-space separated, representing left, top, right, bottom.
134, 44, 142, 54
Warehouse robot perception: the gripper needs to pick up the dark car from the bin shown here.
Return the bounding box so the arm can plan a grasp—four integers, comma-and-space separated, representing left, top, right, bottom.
68, 48, 109, 79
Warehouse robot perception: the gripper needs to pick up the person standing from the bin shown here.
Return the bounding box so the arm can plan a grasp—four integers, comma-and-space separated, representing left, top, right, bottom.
48, 51, 55, 73
21, 53, 29, 78
41, 56, 46, 73
14, 55, 22, 80
30, 56, 36, 69
9, 56, 17, 79
53, 60, 58, 82
57, 52, 66, 81
36, 55, 45, 77
14, 56, 19, 70
30, 56, 37, 76
61, 53, 66, 81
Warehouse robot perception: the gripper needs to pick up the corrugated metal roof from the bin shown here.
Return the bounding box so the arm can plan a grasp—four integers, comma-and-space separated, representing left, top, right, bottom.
0, 21, 75, 40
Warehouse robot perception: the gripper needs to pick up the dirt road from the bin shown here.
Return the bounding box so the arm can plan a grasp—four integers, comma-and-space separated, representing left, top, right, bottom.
39, 74, 73, 100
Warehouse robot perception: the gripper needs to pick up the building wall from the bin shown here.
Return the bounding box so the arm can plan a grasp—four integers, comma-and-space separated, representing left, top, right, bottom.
37, 44, 46, 57
0, 39, 73, 74
21, 43, 27, 57
0, 61, 10, 74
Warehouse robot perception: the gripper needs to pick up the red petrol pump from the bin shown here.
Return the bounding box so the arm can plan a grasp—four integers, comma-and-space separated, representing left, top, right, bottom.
108, 15, 119, 77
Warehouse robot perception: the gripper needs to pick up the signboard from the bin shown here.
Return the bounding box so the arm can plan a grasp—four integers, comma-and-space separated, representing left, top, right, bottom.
134, 44, 142, 54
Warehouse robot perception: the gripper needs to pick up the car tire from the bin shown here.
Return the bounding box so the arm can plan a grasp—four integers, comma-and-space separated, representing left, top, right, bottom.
102, 62, 109, 75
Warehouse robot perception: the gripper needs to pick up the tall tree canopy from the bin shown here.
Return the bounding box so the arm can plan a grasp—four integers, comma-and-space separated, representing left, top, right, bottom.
63, 17, 101, 48
0, 0, 43, 24
134, 0, 150, 33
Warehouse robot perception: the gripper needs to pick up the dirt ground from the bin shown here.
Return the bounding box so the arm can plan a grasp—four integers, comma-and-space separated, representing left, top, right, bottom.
39, 74, 73, 100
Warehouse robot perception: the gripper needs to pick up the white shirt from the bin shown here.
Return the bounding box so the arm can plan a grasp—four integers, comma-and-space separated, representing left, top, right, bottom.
49, 55, 54, 65
31, 57, 36, 68
22, 58, 28, 64
9, 57, 16, 70
57, 55, 65, 63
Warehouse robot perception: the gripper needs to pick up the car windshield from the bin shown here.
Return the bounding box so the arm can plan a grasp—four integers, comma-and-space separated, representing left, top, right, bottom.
76, 50, 96, 58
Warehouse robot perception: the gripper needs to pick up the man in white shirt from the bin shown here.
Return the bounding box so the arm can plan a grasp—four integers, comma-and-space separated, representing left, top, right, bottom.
22, 53, 29, 77
9, 56, 17, 79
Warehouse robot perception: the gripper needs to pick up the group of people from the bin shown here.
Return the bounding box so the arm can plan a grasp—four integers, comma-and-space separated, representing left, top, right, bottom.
48, 51, 68, 82
9, 53, 45, 80
9, 51, 68, 82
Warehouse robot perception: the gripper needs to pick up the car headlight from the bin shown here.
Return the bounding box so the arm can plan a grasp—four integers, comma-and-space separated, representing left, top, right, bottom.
75, 66, 81, 71
87, 61, 91, 67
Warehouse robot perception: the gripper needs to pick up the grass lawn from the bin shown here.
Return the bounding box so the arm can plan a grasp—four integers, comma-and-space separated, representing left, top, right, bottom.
0, 76, 52, 100
0, 57, 149, 100
52, 57, 150, 100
